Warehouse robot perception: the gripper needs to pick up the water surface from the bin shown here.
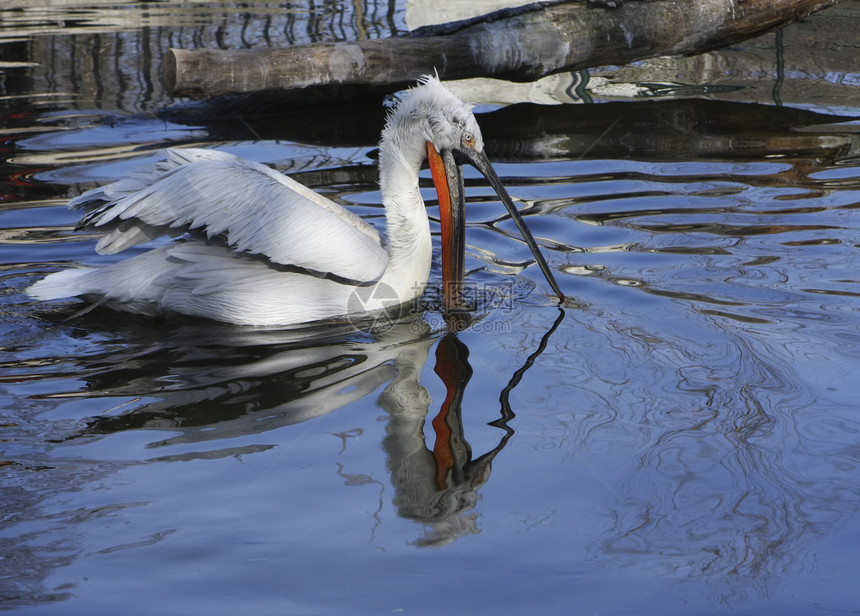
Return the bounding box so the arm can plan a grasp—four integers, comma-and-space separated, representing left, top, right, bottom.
2, 1, 860, 614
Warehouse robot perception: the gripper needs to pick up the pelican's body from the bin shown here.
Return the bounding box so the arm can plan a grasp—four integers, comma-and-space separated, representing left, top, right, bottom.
29, 77, 560, 325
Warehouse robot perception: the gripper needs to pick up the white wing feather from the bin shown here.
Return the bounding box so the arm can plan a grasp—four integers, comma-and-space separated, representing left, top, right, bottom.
73, 148, 388, 283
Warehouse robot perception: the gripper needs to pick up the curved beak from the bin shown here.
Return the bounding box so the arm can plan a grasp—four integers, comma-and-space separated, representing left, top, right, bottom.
428, 142, 564, 310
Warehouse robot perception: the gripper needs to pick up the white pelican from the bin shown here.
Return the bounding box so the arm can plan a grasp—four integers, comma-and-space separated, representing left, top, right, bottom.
29, 76, 562, 326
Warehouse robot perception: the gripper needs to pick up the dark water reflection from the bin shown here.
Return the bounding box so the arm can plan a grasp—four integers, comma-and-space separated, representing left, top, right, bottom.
2, 1, 860, 614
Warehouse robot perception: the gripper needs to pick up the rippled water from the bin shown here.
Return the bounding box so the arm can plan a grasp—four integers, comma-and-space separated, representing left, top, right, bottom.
2, 1, 860, 614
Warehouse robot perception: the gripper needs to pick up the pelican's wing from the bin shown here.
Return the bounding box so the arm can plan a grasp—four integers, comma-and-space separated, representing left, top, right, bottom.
72, 148, 388, 283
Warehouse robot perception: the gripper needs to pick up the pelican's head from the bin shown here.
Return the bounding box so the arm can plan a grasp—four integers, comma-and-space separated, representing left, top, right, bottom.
384, 76, 563, 310
412, 76, 485, 158
381, 75, 484, 164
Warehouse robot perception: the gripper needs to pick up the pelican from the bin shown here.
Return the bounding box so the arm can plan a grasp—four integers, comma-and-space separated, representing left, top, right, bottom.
29, 76, 562, 326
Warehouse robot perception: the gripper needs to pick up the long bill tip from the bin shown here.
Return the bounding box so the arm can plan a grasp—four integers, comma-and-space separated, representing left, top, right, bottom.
467, 149, 565, 304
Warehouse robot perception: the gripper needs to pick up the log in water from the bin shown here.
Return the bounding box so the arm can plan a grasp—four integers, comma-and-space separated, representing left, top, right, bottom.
162, 0, 843, 99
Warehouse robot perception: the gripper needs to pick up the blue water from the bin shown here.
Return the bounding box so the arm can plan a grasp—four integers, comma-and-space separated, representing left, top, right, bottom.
2, 1, 860, 614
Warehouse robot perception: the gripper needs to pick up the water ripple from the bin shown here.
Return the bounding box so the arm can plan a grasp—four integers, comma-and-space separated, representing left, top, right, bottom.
1, 10, 860, 612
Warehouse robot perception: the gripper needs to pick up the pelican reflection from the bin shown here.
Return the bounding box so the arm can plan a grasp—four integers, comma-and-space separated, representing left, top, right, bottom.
45, 308, 562, 544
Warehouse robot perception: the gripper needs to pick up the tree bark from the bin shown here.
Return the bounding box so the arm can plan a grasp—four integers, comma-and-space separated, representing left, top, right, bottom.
162, 0, 843, 99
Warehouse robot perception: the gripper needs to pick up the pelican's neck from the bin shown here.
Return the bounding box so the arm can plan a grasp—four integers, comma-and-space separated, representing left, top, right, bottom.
377, 125, 433, 302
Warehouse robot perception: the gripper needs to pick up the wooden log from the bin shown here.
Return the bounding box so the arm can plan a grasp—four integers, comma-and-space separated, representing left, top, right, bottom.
162, 0, 843, 99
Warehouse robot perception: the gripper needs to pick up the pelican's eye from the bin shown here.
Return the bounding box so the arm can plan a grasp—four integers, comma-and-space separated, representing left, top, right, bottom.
463, 132, 475, 147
